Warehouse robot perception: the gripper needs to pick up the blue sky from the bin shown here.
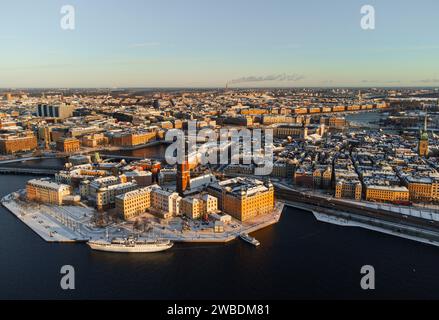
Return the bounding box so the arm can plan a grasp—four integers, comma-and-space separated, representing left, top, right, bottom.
0, 0, 438, 88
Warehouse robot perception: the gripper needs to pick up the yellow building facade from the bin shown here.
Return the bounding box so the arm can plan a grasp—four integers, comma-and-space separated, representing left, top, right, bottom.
180, 194, 218, 220
365, 186, 410, 202
115, 186, 154, 220
208, 178, 274, 222
26, 179, 71, 205
335, 181, 362, 200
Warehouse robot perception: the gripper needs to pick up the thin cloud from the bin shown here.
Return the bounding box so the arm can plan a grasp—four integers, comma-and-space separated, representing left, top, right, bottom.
230, 73, 305, 84
416, 79, 439, 83
361, 80, 401, 84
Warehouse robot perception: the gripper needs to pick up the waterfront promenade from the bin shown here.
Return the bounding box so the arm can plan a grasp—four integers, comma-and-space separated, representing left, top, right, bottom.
275, 182, 439, 248
1, 191, 284, 245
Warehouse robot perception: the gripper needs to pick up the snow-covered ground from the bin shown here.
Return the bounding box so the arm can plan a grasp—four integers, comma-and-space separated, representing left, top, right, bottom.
1, 193, 88, 242
313, 210, 439, 248
338, 198, 439, 221
1, 191, 284, 245
141, 202, 284, 243
275, 181, 439, 222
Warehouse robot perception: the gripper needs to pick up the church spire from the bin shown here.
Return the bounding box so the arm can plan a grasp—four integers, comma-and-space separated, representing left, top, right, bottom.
419, 112, 429, 157
424, 113, 428, 132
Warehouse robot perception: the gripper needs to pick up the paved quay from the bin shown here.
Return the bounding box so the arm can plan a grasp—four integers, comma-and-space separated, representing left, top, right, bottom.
1, 191, 284, 245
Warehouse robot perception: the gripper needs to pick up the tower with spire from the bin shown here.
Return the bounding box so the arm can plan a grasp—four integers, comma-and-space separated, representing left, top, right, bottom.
418, 113, 429, 157
176, 141, 191, 196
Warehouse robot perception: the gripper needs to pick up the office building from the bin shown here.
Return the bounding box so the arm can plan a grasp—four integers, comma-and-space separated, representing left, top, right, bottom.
37, 103, 75, 119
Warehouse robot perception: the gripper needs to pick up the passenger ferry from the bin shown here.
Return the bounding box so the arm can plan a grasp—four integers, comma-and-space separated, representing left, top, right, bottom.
87, 236, 173, 253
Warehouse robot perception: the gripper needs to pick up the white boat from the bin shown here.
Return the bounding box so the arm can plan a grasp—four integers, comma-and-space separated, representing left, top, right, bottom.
240, 233, 260, 247
87, 236, 173, 253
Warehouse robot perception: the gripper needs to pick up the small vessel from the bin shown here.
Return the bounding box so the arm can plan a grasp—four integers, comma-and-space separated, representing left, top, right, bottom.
240, 233, 260, 247
87, 236, 173, 253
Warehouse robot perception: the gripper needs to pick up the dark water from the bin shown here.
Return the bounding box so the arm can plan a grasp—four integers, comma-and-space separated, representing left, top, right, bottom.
0, 158, 66, 169
101, 144, 168, 159
2, 175, 439, 299
345, 111, 383, 125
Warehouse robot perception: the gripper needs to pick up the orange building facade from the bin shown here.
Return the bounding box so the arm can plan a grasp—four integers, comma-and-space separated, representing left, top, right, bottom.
56, 138, 80, 153
0, 132, 37, 154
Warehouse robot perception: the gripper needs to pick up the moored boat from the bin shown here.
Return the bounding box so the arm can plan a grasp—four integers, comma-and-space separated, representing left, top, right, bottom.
240, 233, 260, 247
87, 236, 173, 253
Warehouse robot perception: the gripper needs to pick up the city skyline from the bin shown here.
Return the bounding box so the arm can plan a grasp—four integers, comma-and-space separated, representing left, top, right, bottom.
1, 0, 439, 88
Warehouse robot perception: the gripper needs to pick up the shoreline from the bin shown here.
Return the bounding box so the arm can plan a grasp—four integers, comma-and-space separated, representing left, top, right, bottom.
1, 194, 89, 243
284, 200, 439, 248
1, 192, 284, 245
313, 211, 439, 248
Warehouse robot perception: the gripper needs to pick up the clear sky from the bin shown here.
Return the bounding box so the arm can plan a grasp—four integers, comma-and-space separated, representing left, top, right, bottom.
0, 0, 438, 88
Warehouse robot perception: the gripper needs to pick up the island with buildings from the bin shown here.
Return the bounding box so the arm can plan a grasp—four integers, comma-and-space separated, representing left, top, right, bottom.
1, 151, 283, 249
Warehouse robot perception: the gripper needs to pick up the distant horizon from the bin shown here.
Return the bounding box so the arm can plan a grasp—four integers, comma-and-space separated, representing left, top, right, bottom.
1, 86, 439, 91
